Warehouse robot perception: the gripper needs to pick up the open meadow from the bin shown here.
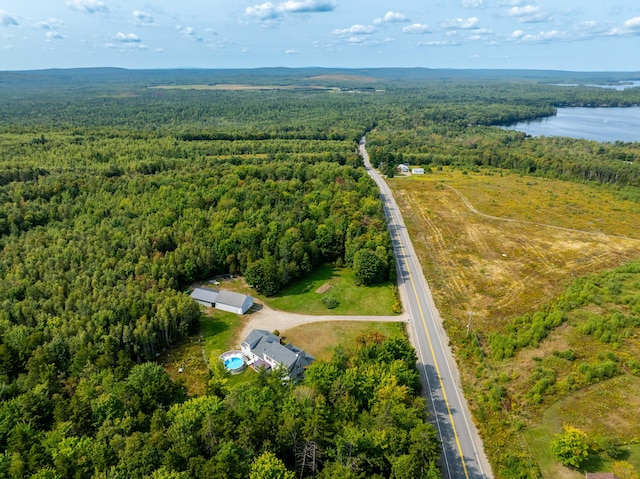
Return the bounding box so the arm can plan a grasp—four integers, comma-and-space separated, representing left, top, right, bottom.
390, 166, 640, 477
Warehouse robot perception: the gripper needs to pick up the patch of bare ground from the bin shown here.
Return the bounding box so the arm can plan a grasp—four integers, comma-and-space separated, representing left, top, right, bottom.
305, 74, 378, 82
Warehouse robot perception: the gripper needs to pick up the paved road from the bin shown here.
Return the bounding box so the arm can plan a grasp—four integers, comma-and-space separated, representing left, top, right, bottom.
359, 138, 493, 479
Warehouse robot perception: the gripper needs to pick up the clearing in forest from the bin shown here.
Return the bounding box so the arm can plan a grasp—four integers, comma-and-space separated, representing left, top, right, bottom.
389, 167, 640, 333
390, 167, 640, 477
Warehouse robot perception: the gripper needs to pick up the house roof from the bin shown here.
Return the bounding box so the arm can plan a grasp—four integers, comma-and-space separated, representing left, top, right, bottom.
190, 287, 219, 304
242, 329, 314, 372
217, 290, 251, 308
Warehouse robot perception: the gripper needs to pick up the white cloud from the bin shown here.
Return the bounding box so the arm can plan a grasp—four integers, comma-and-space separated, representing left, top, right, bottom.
66, 0, 109, 14
246, 0, 337, 21
46, 31, 67, 40
507, 5, 549, 23
0, 9, 19, 27
285, 49, 299, 54
624, 17, 640, 31
515, 29, 563, 42
403, 23, 431, 34
106, 41, 146, 50
373, 11, 409, 26
511, 29, 524, 38
114, 32, 141, 43
440, 17, 479, 29
462, 0, 484, 8
417, 40, 459, 46
573, 21, 610, 38
332, 24, 375, 36
38, 18, 65, 30
177, 26, 204, 41
133, 10, 154, 25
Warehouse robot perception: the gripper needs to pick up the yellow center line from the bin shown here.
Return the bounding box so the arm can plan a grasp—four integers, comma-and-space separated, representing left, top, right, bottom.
363, 143, 470, 478
396, 225, 470, 479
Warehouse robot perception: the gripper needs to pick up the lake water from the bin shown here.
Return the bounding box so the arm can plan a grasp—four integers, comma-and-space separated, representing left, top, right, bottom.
503, 107, 640, 143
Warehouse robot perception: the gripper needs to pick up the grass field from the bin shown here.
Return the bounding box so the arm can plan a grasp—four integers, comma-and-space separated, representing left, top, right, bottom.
261, 263, 399, 316
390, 166, 640, 477
161, 309, 246, 396
524, 374, 640, 478
390, 168, 640, 334
283, 321, 406, 361
150, 84, 334, 91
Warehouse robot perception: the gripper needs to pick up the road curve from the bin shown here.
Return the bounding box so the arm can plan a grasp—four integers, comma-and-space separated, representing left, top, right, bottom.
359, 138, 493, 479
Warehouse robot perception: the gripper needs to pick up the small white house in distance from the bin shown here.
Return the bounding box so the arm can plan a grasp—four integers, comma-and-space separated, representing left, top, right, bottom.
397, 164, 409, 173
190, 287, 253, 314
412, 168, 425, 174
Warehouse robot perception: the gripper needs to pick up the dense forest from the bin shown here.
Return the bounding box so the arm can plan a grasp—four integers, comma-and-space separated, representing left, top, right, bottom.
0, 67, 639, 478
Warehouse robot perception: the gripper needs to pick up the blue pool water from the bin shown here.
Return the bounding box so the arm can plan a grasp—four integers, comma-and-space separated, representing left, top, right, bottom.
224, 356, 244, 370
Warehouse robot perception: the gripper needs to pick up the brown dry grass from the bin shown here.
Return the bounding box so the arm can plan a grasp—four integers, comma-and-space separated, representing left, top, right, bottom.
390, 167, 640, 477
282, 321, 405, 361
305, 74, 378, 82
389, 169, 640, 335
149, 84, 331, 91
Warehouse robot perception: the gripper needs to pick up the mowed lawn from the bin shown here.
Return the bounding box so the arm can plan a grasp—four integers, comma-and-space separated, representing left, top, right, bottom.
283, 321, 407, 361
264, 263, 399, 316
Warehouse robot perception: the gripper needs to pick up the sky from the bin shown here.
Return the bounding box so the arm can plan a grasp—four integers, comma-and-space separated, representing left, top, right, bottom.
1, 0, 639, 71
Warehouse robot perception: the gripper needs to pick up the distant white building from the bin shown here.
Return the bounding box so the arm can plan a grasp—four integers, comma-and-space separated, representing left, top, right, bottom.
190, 287, 254, 314
412, 168, 425, 174
397, 164, 409, 173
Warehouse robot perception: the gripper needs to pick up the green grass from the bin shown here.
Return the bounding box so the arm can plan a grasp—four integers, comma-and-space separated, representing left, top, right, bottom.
201, 309, 247, 362
524, 374, 640, 478
264, 263, 398, 316
282, 321, 406, 361
161, 309, 247, 395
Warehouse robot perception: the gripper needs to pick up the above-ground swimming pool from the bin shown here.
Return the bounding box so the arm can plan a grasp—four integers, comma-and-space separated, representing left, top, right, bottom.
219, 351, 247, 374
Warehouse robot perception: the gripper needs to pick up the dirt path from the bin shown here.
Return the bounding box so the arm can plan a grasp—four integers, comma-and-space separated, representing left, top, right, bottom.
444, 183, 640, 242
235, 301, 408, 347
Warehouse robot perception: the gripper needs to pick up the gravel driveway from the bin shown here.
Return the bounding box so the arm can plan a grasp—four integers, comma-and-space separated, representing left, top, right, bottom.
235, 300, 408, 347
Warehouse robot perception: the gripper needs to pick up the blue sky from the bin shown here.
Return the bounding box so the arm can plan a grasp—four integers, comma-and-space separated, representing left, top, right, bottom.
1, 0, 639, 71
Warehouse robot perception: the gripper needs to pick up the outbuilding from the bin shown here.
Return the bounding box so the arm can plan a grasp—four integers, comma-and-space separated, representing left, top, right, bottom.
215, 290, 254, 315
190, 287, 254, 314
190, 287, 219, 308
412, 167, 425, 174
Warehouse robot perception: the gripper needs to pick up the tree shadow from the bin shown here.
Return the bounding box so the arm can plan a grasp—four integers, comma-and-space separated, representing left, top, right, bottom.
580, 452, 605, 474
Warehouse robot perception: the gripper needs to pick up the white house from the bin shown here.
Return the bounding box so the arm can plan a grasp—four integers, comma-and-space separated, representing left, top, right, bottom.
397, 164, 409, 173
190, 287, 253, 314
241, 329, 314, 381
412, 168, 425, 174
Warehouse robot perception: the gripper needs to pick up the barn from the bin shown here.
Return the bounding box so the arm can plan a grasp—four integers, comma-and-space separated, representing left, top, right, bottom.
190, 287, 253, 314
190, 287, 219, 308
215, 290, 254, 314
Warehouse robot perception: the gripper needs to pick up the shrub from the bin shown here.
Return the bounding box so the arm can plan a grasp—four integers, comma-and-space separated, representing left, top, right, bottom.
550, 425, 589, 469
322, 296, 338, 309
